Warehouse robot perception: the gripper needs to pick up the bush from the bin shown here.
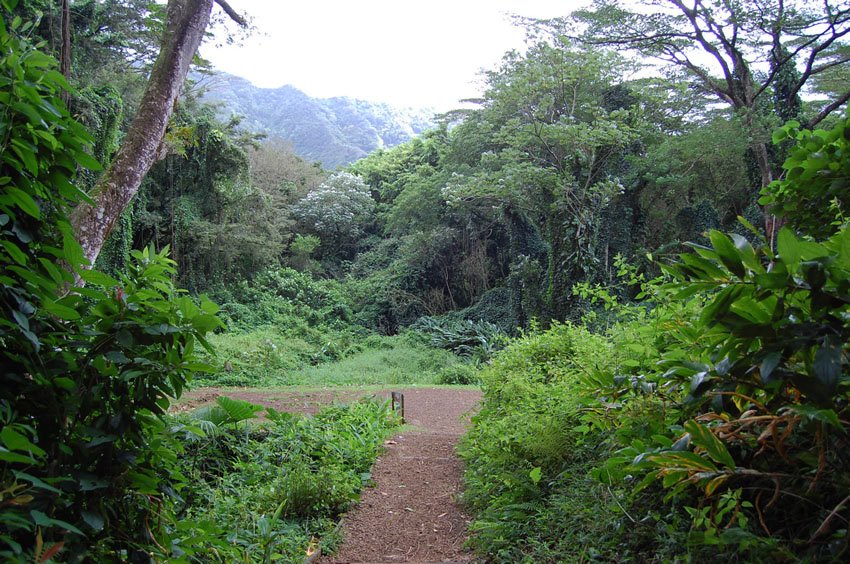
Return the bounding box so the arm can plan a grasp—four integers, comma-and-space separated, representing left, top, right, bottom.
213, 267, 354, 332
441, 286, 519, 333
412, 316, 505, 360
436, 362, 482, 385
458, 323, 633, 561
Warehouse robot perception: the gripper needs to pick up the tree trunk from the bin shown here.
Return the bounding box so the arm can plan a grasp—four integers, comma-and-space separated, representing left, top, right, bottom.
60, 0, 71, 76
70, 0, 215, 266
59, 0, 71, 106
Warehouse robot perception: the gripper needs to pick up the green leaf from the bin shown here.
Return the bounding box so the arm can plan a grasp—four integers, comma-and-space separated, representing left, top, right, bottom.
683, 420, 735, 469
813, 340, 841, 392
38, 258, 68, 285
78, 269, 120, 288
9, 139, 38, 176
128, 470, 160, 494
215, 396, 262, 424
700, 285, 743, 325
191, 313, 222, 333
12, 471, 61, 494
81, 510, 105, 532
754, 272, 788, 289
30, 510, 84, 535
529, 466, 542, 484
729, 297, 771, 325
42, 299, 80, 321
709, 230, 745, 278
4, 187, 40, 218
74, 151, 102, 171
647, 451, 717, 472
729, 233, 762, 273
9, 102, 45, 129
0, 240, 27, 265
53, 377, 75, 391
760, 352, 782, 383
1, 427, 45, 457
0, 449, 37, 464
679, 252, 727, 279
776, 227, 828, 270
60, 224, 86, 267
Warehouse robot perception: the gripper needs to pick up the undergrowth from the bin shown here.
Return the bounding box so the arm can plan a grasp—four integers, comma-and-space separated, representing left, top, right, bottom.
168, 396, 400, 561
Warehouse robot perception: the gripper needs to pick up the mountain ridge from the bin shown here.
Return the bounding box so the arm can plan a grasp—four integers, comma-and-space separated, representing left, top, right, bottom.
200, 74, 436, 168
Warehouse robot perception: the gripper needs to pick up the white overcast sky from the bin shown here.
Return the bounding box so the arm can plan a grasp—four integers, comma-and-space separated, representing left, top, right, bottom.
203, 1, 591, 110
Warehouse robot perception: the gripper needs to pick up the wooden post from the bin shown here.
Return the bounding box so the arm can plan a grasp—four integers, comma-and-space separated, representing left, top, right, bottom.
391, 392, 405, 423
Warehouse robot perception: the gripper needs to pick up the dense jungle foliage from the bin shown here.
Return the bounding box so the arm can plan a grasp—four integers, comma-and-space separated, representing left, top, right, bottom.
2, 0, 850, 561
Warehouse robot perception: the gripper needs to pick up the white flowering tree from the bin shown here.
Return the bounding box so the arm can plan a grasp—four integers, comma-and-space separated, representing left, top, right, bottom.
292, 172, 375, 255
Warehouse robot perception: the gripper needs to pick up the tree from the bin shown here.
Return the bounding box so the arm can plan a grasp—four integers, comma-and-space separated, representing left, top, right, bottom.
446, 40, 641, 320
70, 0, 246, 266
292, 172, 375, 257
131, 103, 283, 291
572, 0, 850, 196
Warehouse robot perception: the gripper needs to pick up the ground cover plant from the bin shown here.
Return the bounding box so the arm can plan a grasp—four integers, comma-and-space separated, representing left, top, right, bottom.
166, 395, 401, 562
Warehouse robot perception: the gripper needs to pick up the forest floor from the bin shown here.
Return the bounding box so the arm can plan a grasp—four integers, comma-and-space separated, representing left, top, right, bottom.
179, 386, 482, 563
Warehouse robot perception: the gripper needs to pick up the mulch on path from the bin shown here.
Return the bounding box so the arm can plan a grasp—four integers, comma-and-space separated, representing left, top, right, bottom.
177, 386, 482, 563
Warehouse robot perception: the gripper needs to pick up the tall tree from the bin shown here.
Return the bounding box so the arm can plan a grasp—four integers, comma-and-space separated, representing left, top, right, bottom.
571, 0, 850, 193
70, 0, 245, 266
446, 40, 641, 320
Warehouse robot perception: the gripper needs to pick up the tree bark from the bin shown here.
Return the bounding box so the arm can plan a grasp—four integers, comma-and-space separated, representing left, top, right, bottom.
70, 0, 215, 266
60, 0, 71, 105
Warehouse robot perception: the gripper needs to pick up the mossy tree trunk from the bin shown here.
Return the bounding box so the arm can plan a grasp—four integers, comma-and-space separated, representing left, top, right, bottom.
70, 0, 246, 266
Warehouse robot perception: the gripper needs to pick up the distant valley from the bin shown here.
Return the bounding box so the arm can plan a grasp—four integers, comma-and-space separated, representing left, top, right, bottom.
200, 74, 437, 168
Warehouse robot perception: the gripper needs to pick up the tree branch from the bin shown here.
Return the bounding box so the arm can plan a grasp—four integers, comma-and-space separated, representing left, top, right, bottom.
214, 0, 247, 27
805, 88, 850, 128
671, 0, 740, 106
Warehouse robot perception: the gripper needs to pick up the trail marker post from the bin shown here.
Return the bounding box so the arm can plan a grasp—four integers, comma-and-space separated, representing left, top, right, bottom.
391, 392, 405, 423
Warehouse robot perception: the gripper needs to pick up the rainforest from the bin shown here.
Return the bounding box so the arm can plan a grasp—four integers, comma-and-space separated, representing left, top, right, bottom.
2, 0, 850, 562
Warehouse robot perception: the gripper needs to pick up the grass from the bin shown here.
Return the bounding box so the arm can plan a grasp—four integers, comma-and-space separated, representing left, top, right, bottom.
195, 331, 470, 388
279, 343, 459, 386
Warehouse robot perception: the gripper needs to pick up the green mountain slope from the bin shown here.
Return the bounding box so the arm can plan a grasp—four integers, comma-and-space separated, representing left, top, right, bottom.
201, 74, 435, 168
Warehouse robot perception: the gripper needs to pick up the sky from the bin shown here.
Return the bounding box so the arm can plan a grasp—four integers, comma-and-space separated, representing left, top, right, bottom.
203, 0, 591, 111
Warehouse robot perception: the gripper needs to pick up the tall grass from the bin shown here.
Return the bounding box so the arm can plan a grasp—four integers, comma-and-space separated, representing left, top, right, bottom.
195, 332, 465, 388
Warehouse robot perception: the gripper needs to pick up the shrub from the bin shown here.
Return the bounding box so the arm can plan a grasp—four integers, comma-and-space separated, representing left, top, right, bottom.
458, 322, 631, 561
214, 267, 354, 332
441, 286, 519, 333
436, 362, 482, 385
412, 316, 505, 360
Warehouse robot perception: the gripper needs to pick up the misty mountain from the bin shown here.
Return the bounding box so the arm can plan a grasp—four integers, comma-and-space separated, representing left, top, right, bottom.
200, 74, 436, 169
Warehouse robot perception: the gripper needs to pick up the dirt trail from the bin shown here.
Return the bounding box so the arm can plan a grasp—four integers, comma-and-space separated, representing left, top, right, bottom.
320, 388, 481, 564
178, 386, 482, 563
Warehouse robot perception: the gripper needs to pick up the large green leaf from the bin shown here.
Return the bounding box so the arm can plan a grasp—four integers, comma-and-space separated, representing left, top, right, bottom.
683, 420, 735, 469
812, 339, 842, 392
215, 396, 263, 424
709, 230, 745, 278
776, 227, 828, 270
